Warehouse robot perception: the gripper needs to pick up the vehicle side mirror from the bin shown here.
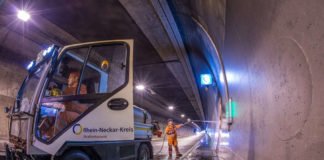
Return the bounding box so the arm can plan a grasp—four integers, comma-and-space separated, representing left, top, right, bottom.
4, 106, 10, 113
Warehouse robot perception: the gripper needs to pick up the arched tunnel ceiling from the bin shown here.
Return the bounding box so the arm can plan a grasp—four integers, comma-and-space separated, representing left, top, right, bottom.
0, 0, 200, 122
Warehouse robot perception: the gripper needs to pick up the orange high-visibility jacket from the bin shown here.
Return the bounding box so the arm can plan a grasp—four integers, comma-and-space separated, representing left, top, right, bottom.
165, 124, 182, 145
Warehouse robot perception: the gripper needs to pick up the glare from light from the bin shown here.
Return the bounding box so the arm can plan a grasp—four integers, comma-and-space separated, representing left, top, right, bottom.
222, 132, 230, 138
220, 142, 229, 146
215, 131, 230, 138
187, 118, 191, 122
43, 45, 54, 56
200, 74, 213, 85
220, 71, 238, 84
135, 84, 145, 91
196, 130, 204, 135
27, 61, 34, 70
17, 10, 30, 22
168, 106, 174, 111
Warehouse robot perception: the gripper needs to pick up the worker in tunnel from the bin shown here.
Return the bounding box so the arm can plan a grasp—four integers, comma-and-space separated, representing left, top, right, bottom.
63, 71, 87, 96
56, 71, 88, 129
165, 119, 183, 158
40, 71, 89, 139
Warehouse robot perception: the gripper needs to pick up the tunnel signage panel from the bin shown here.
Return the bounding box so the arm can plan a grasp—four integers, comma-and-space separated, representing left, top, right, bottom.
200, 74, 213, 85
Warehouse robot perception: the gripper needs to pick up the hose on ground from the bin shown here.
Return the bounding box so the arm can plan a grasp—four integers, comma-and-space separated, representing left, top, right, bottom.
154, 133, 166, 155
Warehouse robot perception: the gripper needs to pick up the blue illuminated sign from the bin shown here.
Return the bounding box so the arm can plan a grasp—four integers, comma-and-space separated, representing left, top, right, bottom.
200, 74, 212, 85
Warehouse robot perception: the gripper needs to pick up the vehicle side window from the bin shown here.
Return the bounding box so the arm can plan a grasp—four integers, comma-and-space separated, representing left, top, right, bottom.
36, 44, 128, 142
81, 44, 127, 94
36, 47, 92, 141
45, 48, 89, 97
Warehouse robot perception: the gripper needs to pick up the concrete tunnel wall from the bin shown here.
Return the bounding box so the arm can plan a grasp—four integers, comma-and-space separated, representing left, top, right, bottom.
171, 0, 324, 159
223, 0, 324, 159
0, 56, 27, 139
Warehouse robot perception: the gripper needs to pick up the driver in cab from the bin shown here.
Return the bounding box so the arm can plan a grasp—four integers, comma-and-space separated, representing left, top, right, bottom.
40, 71, 88, 139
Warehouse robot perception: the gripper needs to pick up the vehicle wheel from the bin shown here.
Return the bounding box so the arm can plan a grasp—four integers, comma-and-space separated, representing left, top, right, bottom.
62, 150, 91, 160
137, 144, 150, 160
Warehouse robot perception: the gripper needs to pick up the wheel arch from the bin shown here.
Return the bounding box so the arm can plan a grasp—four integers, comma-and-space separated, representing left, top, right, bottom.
139, 142, 153, 159
56, 143, 100, 160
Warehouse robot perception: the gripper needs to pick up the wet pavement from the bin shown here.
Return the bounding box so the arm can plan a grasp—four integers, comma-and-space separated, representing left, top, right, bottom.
1, 133, 240, 160
153, 133, 240, 160
184, 133, 220, 160
152, 133, 204, 160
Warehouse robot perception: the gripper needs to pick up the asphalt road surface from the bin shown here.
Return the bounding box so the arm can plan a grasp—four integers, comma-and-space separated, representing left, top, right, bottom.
1, 133, 239, 160
152, 132, 239, 160
152, 133, 204, 160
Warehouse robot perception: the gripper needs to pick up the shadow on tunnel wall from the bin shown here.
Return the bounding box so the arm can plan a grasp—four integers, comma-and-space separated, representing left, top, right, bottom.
168, 0, 226, 147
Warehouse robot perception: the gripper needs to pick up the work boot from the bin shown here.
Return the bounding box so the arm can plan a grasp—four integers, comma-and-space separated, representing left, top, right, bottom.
176, 153, 182, 158
175, 145, 182, 157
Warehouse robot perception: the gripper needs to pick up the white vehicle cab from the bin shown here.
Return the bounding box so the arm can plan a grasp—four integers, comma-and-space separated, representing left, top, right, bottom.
5, 40, 153, 160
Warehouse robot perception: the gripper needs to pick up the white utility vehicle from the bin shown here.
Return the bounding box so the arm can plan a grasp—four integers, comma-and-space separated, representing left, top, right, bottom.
5, 40, 154, 160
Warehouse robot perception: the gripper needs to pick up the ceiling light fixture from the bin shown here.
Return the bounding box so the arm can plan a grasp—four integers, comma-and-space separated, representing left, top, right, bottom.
17, 10, 30, 22
135, 84, 145, 91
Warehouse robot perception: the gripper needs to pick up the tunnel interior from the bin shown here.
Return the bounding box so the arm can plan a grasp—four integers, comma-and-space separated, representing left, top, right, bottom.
0, 0, 324, 159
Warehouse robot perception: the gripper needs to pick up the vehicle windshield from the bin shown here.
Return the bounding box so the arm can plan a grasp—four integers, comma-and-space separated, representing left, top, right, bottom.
14, 62, 48, 113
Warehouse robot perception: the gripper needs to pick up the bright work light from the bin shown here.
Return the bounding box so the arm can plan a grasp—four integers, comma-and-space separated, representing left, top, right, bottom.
27, 61, 35, 70
17, 10, 30, 22
43, 45, 54, 56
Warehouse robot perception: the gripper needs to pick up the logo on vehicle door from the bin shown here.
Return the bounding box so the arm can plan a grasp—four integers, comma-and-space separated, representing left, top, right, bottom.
72, 124, 83, 135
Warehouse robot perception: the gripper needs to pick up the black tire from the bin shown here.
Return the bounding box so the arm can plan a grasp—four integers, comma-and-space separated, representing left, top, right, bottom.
62, 150, 91, 160
137, 144, 150, 160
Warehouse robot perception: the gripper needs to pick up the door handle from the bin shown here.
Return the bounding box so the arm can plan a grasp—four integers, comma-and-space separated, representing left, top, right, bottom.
107, 98, 128, 110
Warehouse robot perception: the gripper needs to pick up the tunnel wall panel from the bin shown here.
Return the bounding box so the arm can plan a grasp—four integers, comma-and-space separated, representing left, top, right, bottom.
223, 0, 324, 159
